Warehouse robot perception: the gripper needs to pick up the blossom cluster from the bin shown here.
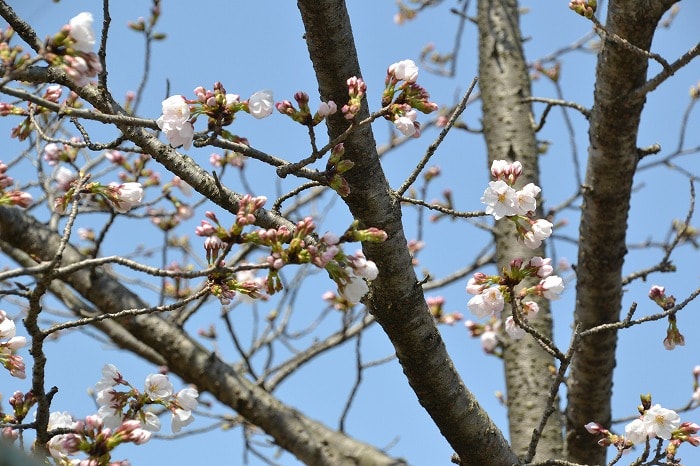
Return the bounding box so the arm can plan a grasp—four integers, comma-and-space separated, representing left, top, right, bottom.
41, 12, 102, 86
43, 364, 200, 465
466, 161, 565, 346
156, 83, 273, 150
0, 161, 32, 208
586, 396, 698, 460
53, 179, 144, 215
196, 198, 386, 305
0, 310, 27, 379
481, 160, 553, 249
380, 59, 439, 137
466, 257, 563, 319
94, 364, 199, 433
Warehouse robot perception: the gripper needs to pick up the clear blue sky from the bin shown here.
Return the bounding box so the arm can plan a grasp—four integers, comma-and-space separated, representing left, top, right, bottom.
1, 1, 699, 465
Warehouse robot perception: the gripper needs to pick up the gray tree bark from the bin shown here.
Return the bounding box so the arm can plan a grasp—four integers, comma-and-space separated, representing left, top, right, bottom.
477, 0, 563, 460
567, 1, 677, 463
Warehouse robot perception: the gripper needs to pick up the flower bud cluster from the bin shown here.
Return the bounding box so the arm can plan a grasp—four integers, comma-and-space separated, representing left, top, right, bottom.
427, 296, 463, 325
380, 59, 439, 137
196, 199, 386, 305
0, 27, 31, 71
648, 285, 685, 350
0, 310, 27, 379
0, 162, 32, 209
569, 0, 597, 19
42, 140, 79, 166
325, 143, 354, 197
464, 319, 502, 355
156, 85, 274, 150
276, 90, 338, 126
341, 76, 367, 120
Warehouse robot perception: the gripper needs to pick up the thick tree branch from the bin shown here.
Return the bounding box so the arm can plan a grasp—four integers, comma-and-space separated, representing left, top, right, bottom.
296, 1, 519, 465
0, 205, 405, 466
567, 1, 675, 463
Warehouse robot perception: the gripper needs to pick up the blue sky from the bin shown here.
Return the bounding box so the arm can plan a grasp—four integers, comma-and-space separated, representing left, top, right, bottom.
1, 1, 699, 465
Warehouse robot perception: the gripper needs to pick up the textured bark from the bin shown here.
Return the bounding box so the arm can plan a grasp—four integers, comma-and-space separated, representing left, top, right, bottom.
567, 1, 676, 463
477, 0, 563, 461
297, 1, 520, 465
0, 206, 405, 466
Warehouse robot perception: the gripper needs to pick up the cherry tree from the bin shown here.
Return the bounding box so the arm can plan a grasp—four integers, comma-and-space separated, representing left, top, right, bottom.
0, 1, 699, 465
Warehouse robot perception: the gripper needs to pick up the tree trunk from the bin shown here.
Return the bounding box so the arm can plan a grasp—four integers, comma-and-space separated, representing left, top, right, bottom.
567, 1, 676, 463
297, 1, 520, 464
477, 0, 564, 461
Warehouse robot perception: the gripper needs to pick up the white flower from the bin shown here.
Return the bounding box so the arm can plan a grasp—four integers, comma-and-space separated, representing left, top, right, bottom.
5, 335, 26, 350
96, 404, 122, 430
111, 182, 143, 213
141, 411, 162, 432
168, 387, 199, 433
480, 330, 498, 352
505, 316, 526, 340
69, 12, 96, 53
95, 363, 122, 392
540, 275, 564, 300
176, 387, 199, 411
348, 250, 379, 280
46, 411, 78, 461
467, 287, 504, 318
522, 301, 539, 319
624, 418, 648, 445
643, 404, 680, 440
514, 183, 540, 215
54, 166, 77, 192
481, 180, 517, 220
389, 59, 419, 82
156, 95, 194, 149
523, 219, 553, 249
340, 269, 369, 304
248, 90, 274, 119
394, 110, 418, 137
532, 218, 553, 241
171, 408, 195, 433
145, 373, 174, 400
0, 316, 16, 339
159, 95, 190, 123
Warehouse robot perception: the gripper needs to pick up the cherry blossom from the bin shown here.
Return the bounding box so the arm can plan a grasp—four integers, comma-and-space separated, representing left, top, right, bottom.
644, 404, 681, 440
156, 95, 194, 149
540, 275, 564, 300
514, 183, 540, 215
109, 182, 143, 213
394, 109, 419, 137
467, 286, 504, 318
389, 59, 419, 82
68, 12, 97, 53
248, 90, 274, 119
145, 373, 174, 400
481, 180, 517, 220
480, 329, 498, 353
340, 269, 370, 304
